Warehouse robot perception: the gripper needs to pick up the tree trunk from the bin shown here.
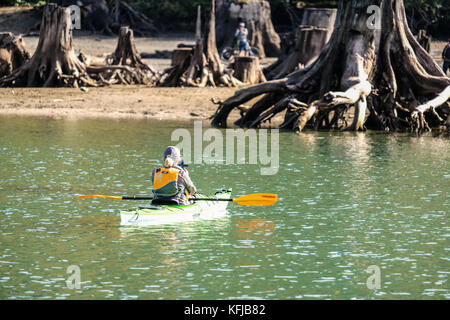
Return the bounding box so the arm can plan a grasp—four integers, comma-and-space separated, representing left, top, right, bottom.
107, 26, 159, 85
211, 0, 450, 134
0, 4, 92, 87
158, 48, 193, 87
160, 1, 245, 87
0, 33, 30, 78
0, 4, 157, 88
172, 48, 193, 67
205, 0, 224, 83
216, 0, 281, 58
264, 8, 336, 80
114, 0, 120, 24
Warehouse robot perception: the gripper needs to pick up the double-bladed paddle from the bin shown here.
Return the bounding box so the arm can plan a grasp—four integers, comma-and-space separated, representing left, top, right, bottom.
77, 193, 277, 206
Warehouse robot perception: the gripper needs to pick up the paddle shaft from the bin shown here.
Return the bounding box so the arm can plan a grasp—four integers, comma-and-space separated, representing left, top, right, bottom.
121, 196, 231, 201
122, 196, 153, 200
77, 193, 277, 206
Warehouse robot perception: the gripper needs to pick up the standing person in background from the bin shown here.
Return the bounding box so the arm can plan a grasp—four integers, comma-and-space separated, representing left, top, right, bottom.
235, 22, 249, 56
442, 38, 450, 76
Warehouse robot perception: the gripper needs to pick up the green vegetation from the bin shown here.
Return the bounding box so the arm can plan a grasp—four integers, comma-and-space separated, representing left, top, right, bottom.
404, 0, 450, 36
1, 0, 46, 5
127, 0, 212, 31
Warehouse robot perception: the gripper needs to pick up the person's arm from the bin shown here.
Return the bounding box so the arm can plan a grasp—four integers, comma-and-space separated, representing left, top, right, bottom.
180, 170, 197, 195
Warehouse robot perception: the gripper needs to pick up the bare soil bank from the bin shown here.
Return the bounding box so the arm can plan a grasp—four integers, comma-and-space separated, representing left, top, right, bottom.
0, 86, 241, 121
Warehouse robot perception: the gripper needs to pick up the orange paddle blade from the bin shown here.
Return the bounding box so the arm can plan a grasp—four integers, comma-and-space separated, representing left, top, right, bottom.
77, 195, 123, 200
232, 193, 278, 206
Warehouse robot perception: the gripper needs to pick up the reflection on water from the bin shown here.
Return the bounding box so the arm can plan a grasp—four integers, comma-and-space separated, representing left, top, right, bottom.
0, 117, 449, 299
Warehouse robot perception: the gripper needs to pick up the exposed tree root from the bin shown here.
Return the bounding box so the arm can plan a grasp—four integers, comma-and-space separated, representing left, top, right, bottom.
411, 86, 450, 134
211, 0, 450, 134
105, 26, 160, 85
159, 1, 246, 88
0, 5, 158, 88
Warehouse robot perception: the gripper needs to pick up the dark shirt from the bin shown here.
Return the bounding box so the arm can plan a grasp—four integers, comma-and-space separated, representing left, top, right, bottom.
442, 44, 450, 61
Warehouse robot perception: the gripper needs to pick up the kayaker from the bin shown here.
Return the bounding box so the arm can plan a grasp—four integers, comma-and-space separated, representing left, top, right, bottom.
151, 146, 197, 205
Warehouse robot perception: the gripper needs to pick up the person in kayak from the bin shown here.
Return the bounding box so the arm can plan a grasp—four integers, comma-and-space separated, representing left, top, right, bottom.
151, 146, 197, 205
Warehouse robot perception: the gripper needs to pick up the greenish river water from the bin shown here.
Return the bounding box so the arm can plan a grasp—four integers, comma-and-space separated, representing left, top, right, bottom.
0, 117, 449, 300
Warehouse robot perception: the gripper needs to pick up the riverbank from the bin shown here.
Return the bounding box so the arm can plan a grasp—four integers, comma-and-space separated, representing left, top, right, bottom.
0, 7, 447, 124
0, 35, 446, 123
0, 86, 239, 121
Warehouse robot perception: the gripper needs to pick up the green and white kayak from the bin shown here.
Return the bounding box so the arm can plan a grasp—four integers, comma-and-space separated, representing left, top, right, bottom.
119, 189, 231, 226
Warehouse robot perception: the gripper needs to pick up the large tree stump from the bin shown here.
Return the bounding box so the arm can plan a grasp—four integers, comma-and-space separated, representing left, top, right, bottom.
216, 0, 281, 58
0, 33, 30, 78
0, 4, 93, 87
171, 48, 193, 66
233, 56, 265, 84
106, 26, 159, 85
212, 0, 450, 135
0, 4, 155, 88
159, 5, 206, 87
159, 1, 243, 87
264, 8, 336, 80
158, 48, 193, 87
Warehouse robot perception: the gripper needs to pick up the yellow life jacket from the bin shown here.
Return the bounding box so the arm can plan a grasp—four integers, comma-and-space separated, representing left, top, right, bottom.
152, 167, 180, 198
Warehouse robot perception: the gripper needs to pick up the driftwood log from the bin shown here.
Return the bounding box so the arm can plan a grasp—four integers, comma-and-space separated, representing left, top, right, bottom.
211, 0, 450, 135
